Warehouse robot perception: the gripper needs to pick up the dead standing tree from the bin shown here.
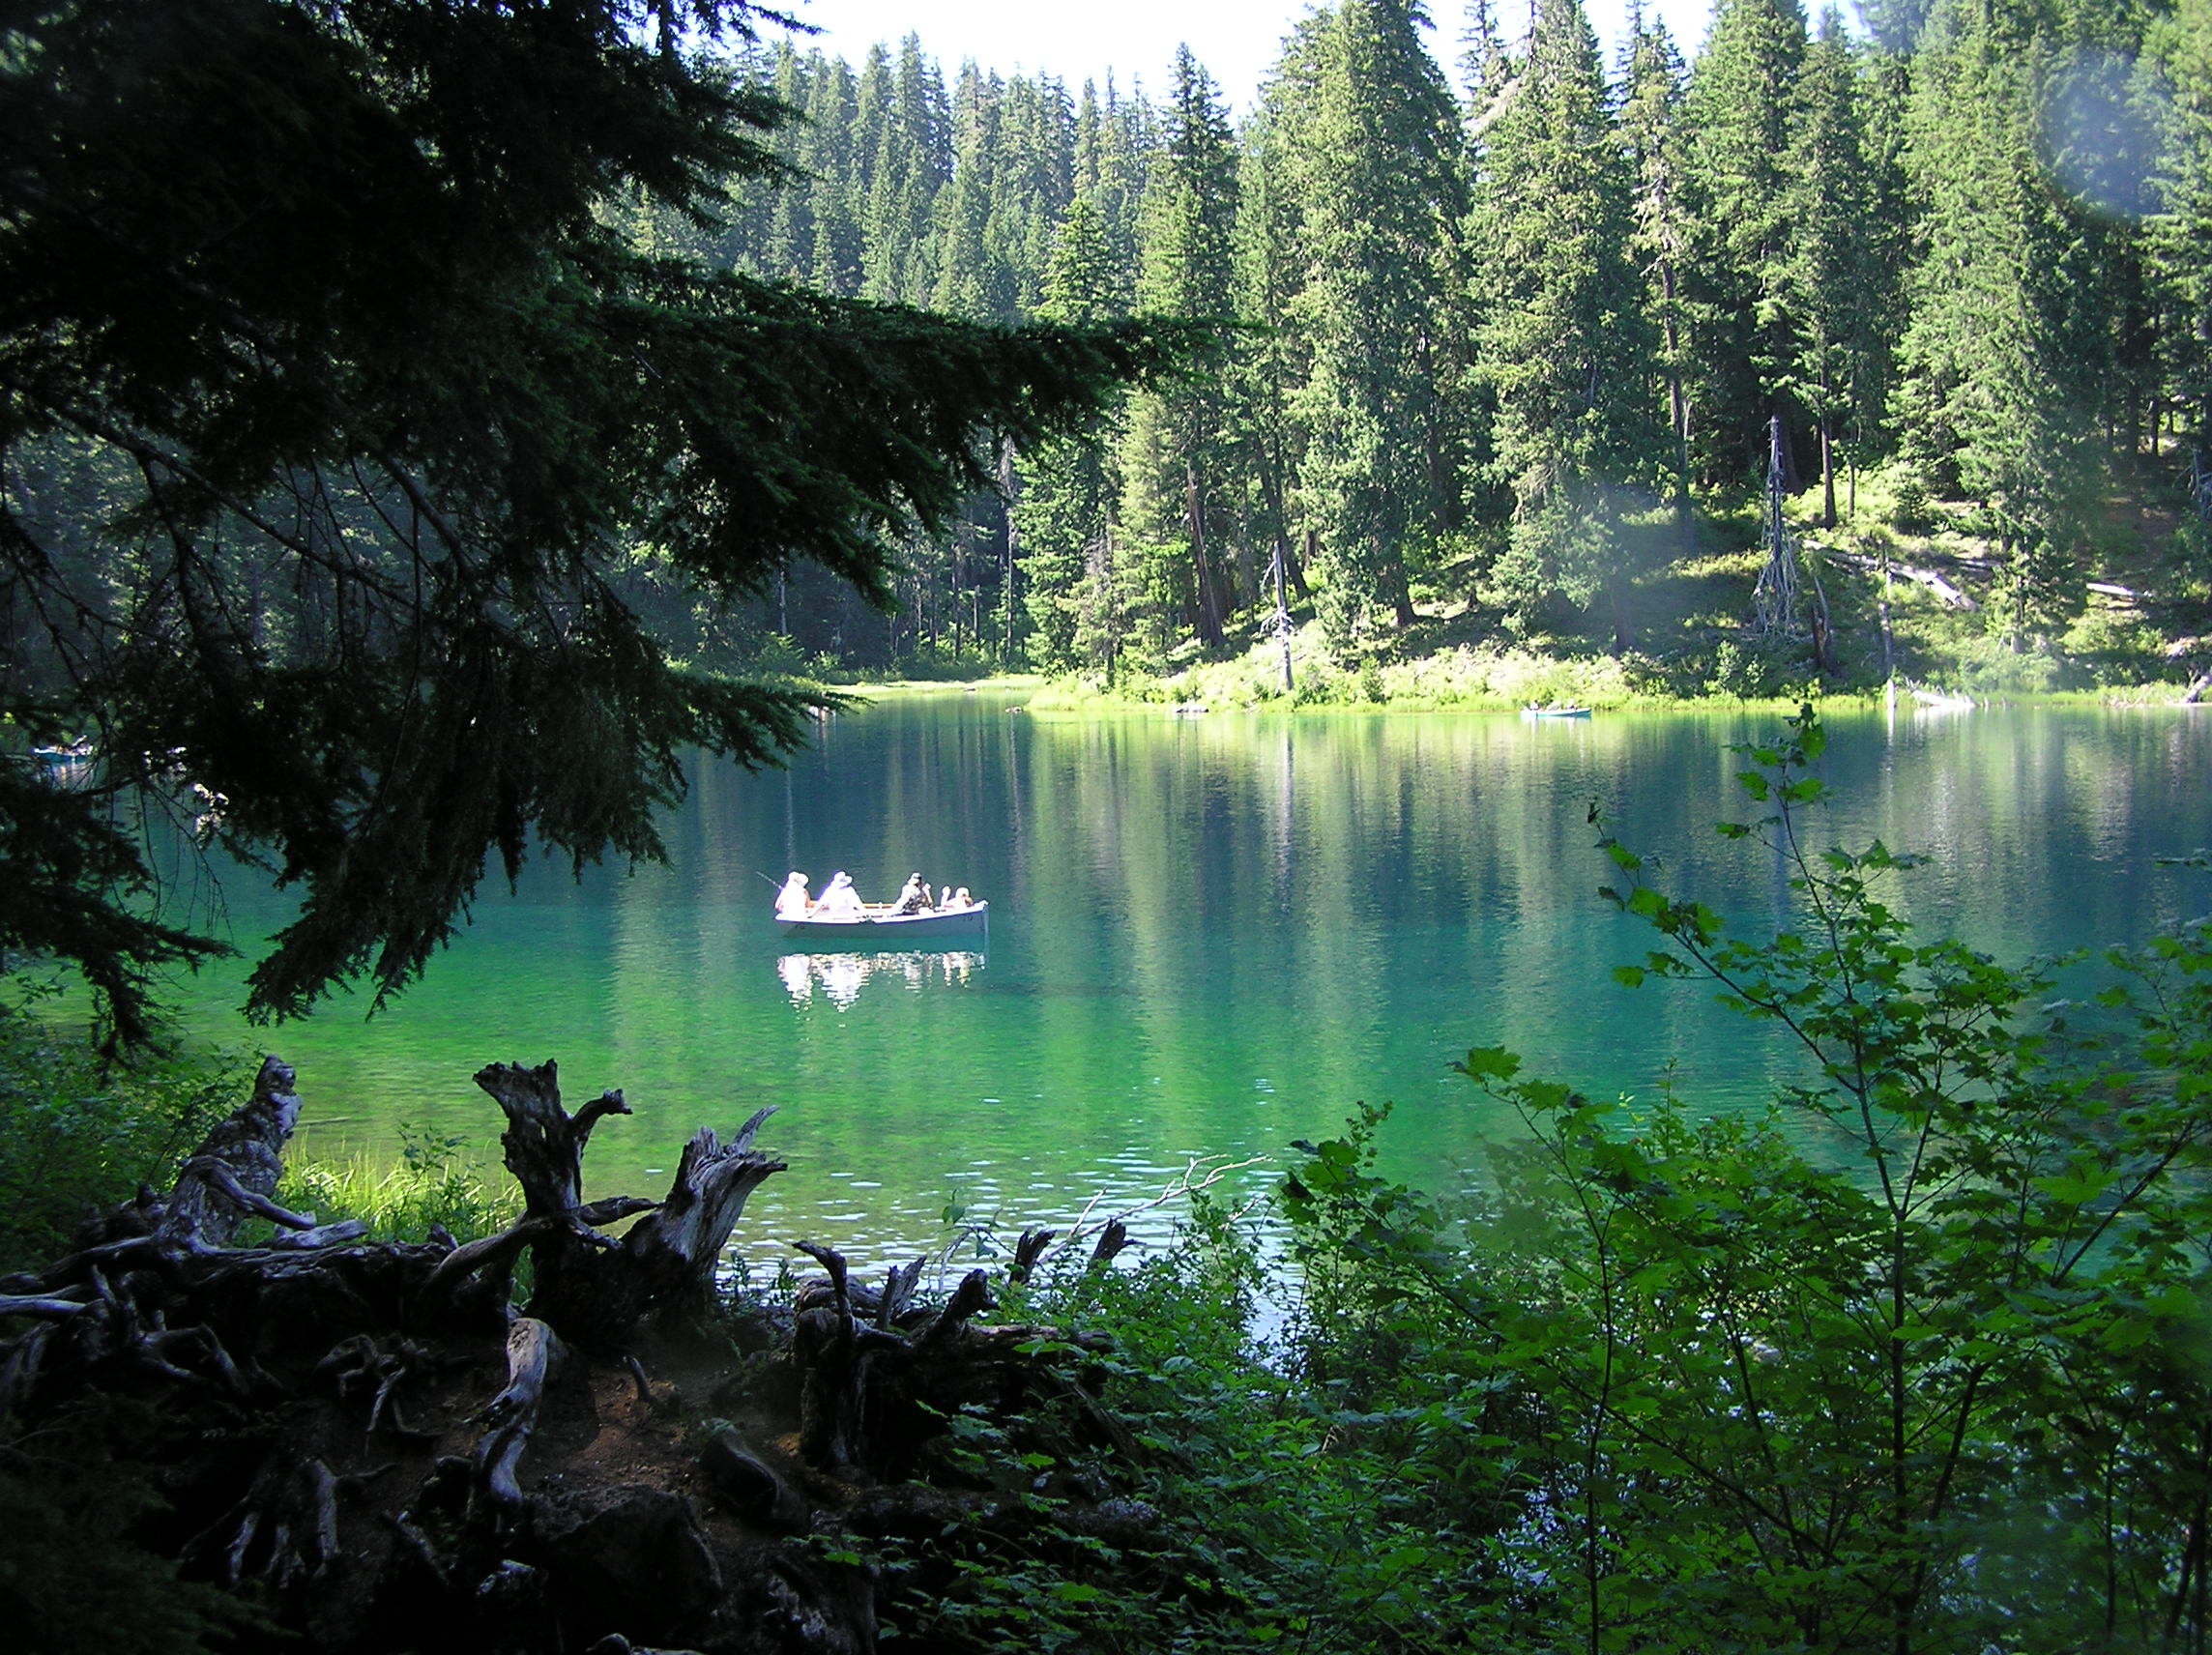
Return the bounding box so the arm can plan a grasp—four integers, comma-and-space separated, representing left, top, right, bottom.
1753, 414, 1840, 677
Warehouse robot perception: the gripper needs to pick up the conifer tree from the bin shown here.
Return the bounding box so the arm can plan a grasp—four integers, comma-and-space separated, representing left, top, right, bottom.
1457, 0, 1512, 112
857, 37, 951, 306
1470, 0, 1652, 637
1016, 195, 1127, 670
1852, 40, 1915, 467
2152, 0, 2212, 470
1788, 9, 1882, 525
802, 57, 865, 294
1075, 75, 1156, 296
933, 64, 1006, 318
2042, 26, 2166, 473
1120, 46, 1241, 646
1679, 0, 1809, 485
1227, 102, 1315, 600
1893, 0, 2101, 647
1281, 0, 1470, 642
1621, 8, 1695, 535
986, 76, 1078, 317
0, 0, 1187, 1035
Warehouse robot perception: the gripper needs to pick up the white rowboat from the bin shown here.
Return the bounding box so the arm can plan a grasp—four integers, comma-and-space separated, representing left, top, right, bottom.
775, 902, 988, 944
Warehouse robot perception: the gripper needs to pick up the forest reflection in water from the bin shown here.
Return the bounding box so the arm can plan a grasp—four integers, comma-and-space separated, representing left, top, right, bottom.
164, 696, 2212, 1274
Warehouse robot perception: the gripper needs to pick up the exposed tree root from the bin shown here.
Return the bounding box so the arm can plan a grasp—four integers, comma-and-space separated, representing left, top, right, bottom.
0, 1053, 1159, 1653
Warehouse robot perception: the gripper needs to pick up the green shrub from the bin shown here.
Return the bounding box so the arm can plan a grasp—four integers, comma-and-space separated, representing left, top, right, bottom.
1701, 633, 1811, 699
0, 997, 238, 1273
1282, 709, 2212, 1653
1890, 472, 1931, 532
0, 1399, 263, 1655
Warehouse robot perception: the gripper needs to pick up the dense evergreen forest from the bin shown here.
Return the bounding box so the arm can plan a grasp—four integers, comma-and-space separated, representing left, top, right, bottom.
619, 0, 2212, 689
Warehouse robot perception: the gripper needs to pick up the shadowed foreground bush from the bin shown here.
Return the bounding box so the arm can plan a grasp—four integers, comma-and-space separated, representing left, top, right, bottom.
0, 997, 236, 1274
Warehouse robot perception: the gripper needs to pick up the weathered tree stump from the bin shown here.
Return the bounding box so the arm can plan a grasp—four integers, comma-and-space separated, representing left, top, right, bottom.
618, 1112, 786, 1317
0, 1051, 1155, 1654
472, 1060, 786, 1344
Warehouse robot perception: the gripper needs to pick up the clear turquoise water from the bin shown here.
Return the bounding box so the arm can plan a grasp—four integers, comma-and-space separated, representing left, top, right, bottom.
163, 696, 2212, 1273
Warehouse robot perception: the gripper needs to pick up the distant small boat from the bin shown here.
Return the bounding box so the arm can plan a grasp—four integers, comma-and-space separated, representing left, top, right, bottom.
1521, 705, 1591, 721
25, 741, 96, 787
775, 902, 989, 944
1910, 687, 1975, 712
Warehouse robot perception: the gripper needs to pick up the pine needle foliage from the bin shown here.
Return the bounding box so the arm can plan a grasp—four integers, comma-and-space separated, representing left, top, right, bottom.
0, 0, 1198, 1041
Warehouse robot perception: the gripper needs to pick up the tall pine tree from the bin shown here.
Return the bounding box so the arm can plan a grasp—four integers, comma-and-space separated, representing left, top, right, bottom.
1621, 8, 1695, 536
1893, 0, 2102, 647
1120, 45, 1241, 646
1016, 195, 1127, 672
2153, 0, 2212, 478
1281, 0, 1470, 642
1787, 9, 1887, 525
1470, 0, 1652, 638
1679, 0, 1809, 486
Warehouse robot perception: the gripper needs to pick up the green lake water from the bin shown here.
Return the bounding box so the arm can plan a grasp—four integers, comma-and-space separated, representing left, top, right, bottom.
163, 696, 2212, 1273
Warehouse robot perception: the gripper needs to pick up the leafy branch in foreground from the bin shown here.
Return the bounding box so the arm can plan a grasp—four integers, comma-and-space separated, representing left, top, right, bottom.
1286, 706, 2212, 1654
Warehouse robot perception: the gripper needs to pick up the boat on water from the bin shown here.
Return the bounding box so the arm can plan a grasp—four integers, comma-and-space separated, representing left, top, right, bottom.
775, 902, 988, 944
1910, 686, 1975, 713
21, 740, 96, 788
1521, 705, 1591, 721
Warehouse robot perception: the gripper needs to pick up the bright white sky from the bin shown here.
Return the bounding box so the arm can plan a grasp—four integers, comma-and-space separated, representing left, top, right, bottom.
770, 0, 1724, 112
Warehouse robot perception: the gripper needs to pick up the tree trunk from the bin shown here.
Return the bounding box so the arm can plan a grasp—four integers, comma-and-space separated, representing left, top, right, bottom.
1001, 440, 1021, 668
1820, 414, 1838, 529
478, 1060, 634, 1336
1380, 534, 1416, 630
1187, 462, 1224, 647
616, 1111, 787, 1320
1664, 263, 1692, 547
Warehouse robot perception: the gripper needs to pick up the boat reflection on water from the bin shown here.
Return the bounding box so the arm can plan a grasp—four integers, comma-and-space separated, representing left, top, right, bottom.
776, 949, 985, 1009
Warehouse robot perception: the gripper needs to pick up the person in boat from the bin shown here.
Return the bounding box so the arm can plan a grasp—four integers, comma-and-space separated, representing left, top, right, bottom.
946, 886, 974, 911
892, 872, 930, 915
814, 871, 864, 921
774, 871, 812, 920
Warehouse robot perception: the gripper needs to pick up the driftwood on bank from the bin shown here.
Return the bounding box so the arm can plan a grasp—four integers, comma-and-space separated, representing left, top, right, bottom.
0, 1051, 1166, 1655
